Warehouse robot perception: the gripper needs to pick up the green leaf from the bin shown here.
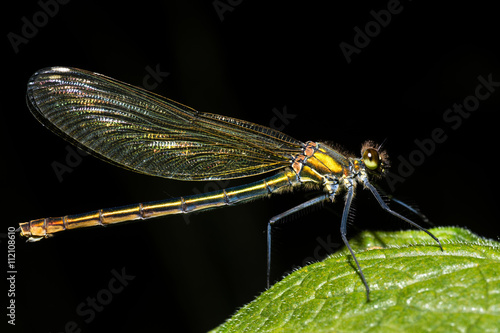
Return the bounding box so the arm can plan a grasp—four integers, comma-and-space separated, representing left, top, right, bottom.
211, 227, 500, 332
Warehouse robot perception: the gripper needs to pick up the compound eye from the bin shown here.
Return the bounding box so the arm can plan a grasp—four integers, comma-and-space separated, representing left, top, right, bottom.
363, 148, 380, 170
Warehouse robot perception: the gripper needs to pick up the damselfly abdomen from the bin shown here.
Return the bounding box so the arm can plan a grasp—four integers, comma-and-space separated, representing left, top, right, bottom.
18, 67, 443, 300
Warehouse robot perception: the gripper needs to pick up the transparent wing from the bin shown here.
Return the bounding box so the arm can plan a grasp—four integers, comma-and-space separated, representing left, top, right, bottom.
27, 67, 304, 180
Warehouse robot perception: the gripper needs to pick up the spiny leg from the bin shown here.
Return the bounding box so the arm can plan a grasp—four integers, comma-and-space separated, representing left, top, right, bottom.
340, 184, 371, 301
388, 196, 432, 225
267, 194, 329, 288
374, 186, 432, 225
364, 180, 443, 251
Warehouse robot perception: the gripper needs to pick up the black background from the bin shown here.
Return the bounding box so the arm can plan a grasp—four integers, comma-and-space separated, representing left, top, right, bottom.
3, 1, 499, 332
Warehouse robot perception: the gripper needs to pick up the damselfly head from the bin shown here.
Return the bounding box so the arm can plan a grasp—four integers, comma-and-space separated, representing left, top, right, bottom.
360, 140, 389, 176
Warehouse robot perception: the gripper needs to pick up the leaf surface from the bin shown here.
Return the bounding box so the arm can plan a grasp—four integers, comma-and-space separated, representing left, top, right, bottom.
212, 227, 500, 332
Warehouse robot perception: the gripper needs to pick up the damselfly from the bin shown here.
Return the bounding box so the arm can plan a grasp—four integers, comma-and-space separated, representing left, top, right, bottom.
18, 67, 443, 300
